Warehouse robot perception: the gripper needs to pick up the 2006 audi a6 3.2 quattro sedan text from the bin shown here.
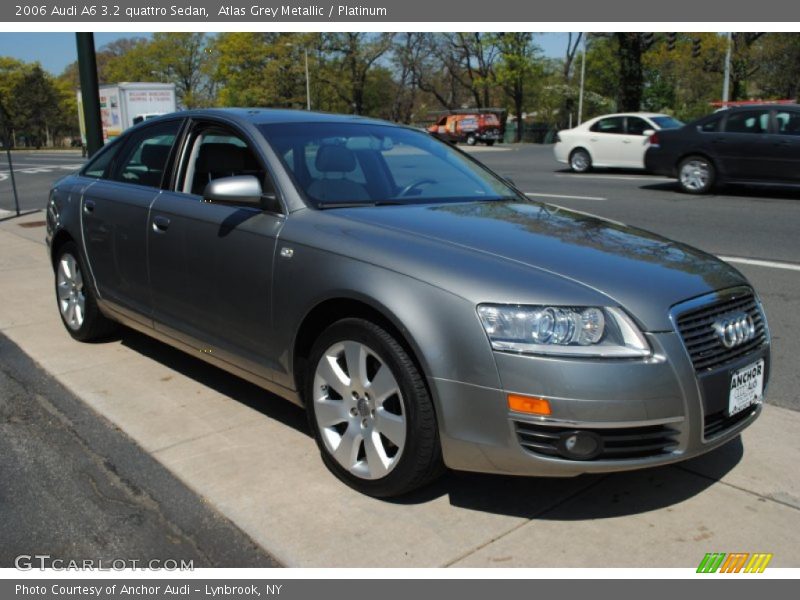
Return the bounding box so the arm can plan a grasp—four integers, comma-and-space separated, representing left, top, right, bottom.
46, 109, 771, 497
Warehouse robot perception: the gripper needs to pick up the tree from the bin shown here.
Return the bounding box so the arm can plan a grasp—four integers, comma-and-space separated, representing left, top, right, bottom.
494, 33, 540, 141
389, 33, 427, 123
752, 33, 800, 100
210, 32, 314, 109
319, 33, 394, 115
615, 33, 647, 111
730, 33, 765, 101
8, 65, 61, 147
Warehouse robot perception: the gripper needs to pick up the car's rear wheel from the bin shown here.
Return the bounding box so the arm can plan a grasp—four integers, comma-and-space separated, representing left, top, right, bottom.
678, 156, 715, 194
305, 318, 443, 497
569, 148, 592, 173
54, 242, 117, 341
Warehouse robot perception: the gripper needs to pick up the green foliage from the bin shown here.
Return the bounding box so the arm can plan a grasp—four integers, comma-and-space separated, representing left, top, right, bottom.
4, 32, 800, 147
0, 58, 78, 146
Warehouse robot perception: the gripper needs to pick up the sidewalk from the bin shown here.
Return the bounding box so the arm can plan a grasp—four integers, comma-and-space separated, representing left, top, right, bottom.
1, 211, 799, 568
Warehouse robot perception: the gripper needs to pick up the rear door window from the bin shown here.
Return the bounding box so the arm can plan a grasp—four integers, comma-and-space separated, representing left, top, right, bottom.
626, 117, 651, 136
723, 110, 771, 134
112, 120, 182, 188
775, 111, 800, 136
590, 117, 625, 134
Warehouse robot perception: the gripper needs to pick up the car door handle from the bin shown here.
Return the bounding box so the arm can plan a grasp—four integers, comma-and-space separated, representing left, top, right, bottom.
712, 138, 727, 144
83, 200, 95, 214
152, 216, 171, 232
622, 139, 632, 144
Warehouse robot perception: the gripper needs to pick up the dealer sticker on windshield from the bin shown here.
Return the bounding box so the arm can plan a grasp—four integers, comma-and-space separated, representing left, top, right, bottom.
729, 359, 764, 416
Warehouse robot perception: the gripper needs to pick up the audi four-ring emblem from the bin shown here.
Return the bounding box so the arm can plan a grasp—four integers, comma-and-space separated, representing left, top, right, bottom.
712, 312, 756, 348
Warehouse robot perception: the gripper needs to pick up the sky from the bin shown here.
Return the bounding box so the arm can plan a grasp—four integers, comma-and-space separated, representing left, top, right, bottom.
0, 32, 572, 76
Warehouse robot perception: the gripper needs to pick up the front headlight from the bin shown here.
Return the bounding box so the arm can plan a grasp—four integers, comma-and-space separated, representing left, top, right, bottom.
477, 304, 650, 358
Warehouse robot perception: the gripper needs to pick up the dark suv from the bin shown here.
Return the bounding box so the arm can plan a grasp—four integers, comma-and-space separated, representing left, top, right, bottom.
645, 104, 800, 193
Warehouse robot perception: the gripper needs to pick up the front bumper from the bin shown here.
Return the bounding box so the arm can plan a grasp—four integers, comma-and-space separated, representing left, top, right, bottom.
431, 330, 769, 477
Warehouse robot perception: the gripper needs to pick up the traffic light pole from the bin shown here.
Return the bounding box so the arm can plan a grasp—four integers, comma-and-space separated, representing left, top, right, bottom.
75, 33, 104, 157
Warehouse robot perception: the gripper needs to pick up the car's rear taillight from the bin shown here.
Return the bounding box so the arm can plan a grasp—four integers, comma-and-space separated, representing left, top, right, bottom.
649, 131, 660, 147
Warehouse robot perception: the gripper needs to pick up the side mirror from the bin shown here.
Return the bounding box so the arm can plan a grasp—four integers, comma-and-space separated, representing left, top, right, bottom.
203, 175, 263, 207
642, 129, 656, 137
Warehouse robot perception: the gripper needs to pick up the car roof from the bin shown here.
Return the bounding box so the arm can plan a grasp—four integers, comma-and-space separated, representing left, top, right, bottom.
716, 103, 800, 111
587, 112, 673, 120
163, 107, 397, 127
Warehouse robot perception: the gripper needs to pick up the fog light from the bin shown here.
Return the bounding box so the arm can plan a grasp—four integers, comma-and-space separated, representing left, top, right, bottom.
556, 430, 603, 460
507, 394, 551, 416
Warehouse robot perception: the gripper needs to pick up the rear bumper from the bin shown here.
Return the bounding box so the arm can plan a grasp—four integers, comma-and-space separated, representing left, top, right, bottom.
431, 331, 769, 477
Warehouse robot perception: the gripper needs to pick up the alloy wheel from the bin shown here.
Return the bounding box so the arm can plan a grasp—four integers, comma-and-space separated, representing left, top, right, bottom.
680, 159, 710, 192
312, 340, 407, 480
57, 253, 86, 331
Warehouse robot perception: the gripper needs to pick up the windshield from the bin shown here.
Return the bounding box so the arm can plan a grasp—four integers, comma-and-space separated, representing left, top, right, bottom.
651, 116, 684, 130
259, 122, 519, 207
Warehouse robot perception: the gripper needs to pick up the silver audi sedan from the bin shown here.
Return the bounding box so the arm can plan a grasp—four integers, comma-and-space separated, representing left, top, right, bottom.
46, 109, 770, 497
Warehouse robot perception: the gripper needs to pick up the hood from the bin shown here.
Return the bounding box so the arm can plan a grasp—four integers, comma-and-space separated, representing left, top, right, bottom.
333, 200, 747, 331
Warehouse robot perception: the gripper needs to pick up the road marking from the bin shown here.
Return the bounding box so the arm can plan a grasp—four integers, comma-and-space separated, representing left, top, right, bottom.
526, 192, 606, 201
554, 173, 673, 182
718, 256, 800, 273
0, 164, 82, 174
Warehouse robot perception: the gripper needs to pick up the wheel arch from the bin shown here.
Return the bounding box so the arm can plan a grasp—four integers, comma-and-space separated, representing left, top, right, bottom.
676, 151, 718, 174
50, 229, 76, 269
569, 145, 593, 162
291, 295, 434, 406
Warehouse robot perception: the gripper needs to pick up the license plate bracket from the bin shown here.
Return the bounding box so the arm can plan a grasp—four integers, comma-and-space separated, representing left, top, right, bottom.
728, 359, 764, 417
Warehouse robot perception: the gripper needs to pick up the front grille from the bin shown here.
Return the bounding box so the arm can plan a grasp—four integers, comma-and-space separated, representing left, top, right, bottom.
704, 405, 758, 438
514, 421, 680, 460
675, 290, 767, 371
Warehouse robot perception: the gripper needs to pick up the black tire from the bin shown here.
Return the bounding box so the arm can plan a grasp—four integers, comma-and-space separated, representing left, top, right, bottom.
305, 318, 443, 497
485, 140, 496, 147
466, 134, 477, 146
54, 241, 117, 342
569, 148, 592, 173
677, 155, 715, 194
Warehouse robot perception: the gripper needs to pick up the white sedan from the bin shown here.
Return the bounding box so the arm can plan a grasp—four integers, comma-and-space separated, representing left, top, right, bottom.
554, 112, 683, 172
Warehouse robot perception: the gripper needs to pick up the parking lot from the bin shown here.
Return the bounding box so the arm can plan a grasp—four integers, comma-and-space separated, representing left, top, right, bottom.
1, 143, 799, 567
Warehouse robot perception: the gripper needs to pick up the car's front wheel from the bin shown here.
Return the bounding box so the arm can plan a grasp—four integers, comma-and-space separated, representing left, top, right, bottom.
305, 318, 443, 497
54, 242, 117, 341
569, 148, 592, 173
678, 156, 715, 194
466, 134, 477, 146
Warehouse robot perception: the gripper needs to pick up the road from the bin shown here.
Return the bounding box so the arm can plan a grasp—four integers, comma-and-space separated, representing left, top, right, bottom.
0, 151, 85, 214
0, 332, 279, 568
2, 144, 798, 412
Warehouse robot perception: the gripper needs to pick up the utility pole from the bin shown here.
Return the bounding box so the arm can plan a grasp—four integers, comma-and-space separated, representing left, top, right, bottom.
722, 32, 733, 107
75, 33, 104, 157
577, 33, 587, 125
304, 48, 311, 111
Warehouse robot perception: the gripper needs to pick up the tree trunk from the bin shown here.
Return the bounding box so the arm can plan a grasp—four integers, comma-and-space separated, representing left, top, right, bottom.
616, 33, 644, 112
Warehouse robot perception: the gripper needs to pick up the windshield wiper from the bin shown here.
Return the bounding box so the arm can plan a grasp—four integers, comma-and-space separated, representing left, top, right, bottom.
316, 200, 404, 209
